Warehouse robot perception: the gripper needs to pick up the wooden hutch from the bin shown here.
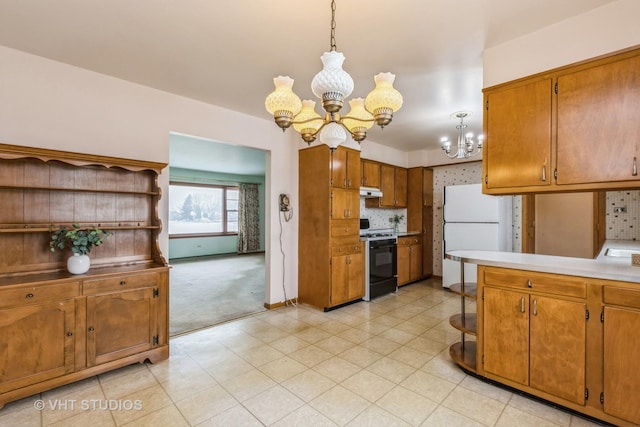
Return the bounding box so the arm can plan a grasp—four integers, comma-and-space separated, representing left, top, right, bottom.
0, 143, 169, 408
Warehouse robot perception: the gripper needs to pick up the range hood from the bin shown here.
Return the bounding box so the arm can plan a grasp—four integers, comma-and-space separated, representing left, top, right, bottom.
360, 186, 383, 198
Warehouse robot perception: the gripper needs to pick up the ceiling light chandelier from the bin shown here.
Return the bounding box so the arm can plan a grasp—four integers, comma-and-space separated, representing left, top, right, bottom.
440, 111, 484, 159
264, 0, 403, 149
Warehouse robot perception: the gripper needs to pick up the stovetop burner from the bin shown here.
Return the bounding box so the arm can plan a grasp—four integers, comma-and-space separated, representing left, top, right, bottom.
360, 227, 397, 240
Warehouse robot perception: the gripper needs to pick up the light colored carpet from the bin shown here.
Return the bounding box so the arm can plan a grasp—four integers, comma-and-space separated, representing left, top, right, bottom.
169, 253, 266, 336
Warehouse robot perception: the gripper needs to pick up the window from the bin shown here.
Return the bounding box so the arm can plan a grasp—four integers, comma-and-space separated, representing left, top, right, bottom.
169, 183, 239, 237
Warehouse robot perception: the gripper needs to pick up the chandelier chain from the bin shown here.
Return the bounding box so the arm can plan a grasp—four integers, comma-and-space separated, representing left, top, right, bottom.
330, 0, 337, 52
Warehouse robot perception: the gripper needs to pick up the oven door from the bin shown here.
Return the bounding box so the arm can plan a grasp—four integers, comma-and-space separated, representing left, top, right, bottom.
369, 238, 397, 283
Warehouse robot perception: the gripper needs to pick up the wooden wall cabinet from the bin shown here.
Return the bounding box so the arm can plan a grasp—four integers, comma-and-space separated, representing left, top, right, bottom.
483, 46, 640, 194
483, 78, 552, 192
397, 236, 422, 286
331, 147, 360, 190
366, 164, 407, 208
299, 146, 364, 310
0, 143, 169, 408
360, 159, 380, 188
407, 167, 433, 277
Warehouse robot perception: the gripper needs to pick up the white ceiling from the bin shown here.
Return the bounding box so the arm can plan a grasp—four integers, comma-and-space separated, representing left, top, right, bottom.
0, 0, 616, 172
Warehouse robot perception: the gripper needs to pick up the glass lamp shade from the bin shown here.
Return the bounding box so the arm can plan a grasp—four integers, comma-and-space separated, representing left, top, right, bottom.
311, 51, 354, 109
265, 76, 302, 116
342, 98, 374, 132
364, 72, 403, 114
319, 122, 347, 149
293, 100, 323, 134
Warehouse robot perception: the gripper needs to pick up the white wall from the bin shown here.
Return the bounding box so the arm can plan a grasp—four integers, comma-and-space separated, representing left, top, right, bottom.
483, 0, 640, 87
0, 45, 299, 306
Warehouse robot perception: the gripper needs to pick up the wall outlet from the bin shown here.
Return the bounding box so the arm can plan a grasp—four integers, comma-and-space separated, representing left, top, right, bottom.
613, 206, 627, 213
632, 253, 640, 267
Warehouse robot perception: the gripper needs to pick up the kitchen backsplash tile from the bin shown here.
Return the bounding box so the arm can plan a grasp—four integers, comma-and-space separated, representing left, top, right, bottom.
360, 199, 406, 232
606, 190, 640, 240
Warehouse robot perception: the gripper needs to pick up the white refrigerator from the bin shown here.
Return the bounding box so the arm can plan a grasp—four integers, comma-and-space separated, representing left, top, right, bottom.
442, 183, 512, 288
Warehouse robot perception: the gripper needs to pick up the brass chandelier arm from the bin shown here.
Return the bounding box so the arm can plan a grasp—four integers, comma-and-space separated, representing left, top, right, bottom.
339, 116, 375, 124
290, 115, 375, 126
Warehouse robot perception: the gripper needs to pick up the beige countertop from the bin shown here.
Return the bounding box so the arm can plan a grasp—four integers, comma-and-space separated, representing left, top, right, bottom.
398, 231, 421, 237
447, 240, 640, 283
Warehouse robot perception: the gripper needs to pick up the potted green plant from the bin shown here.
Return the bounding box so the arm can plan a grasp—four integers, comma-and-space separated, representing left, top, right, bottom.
49, 223, 111, 274
392, 214, 404, 233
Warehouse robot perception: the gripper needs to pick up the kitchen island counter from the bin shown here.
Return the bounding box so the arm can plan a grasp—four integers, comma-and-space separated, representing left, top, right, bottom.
446, 247, 640, 427
446, 246, 640, 283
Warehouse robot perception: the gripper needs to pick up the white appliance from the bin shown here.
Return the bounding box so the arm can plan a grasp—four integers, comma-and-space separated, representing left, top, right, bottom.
442, 183, 512, 288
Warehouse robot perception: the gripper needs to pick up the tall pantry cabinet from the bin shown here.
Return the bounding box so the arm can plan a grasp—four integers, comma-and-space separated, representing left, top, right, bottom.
299, 145, 364, 310
407, 167, 433, 278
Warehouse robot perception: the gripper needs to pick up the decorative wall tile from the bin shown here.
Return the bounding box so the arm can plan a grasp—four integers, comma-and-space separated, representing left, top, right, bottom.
360, 200, 406, 232
606, 190, 640, 240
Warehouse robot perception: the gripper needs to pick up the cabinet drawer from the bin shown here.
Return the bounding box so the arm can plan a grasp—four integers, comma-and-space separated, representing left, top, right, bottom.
83, 272, 158, 295
398, 236, 421, 246
483, 267, 586, 299
0, 282, 80, 309
604, 286, 640, 309
331, 219, 360, 241
332, 243, 363, 257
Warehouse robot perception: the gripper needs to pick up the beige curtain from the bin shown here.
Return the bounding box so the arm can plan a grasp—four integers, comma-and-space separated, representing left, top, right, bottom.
237, 183, 260, 253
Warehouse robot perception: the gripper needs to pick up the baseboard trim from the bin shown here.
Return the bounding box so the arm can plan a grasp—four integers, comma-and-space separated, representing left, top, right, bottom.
264, 301, 284, 310
264, 298, 298, 310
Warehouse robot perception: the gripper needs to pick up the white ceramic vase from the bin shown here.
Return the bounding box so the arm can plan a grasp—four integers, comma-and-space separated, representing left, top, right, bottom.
67, 253, 90, 274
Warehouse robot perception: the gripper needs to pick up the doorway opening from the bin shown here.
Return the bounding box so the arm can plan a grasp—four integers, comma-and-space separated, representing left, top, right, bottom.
168, 133, 267, 336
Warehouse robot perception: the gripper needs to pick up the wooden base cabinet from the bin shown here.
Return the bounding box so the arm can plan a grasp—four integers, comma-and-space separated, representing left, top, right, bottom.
330, 243, 365, 306
483, 286, 586, 404
0, 298, 76, 395
466, 265, 640, 427
397, 236, 422, 286
0, 144, 169, 408
602, 286, 640, 425
85, 272, 163, 367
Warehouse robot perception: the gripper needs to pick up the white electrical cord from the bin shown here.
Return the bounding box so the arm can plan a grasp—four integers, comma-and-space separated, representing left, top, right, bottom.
279, 205, 296, 307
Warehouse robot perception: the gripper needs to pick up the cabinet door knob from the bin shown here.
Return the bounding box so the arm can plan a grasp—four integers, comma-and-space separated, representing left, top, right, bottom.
633, 157, 638, 176
541, 165, 547, 182
520, 296, 526, 313
88, 326, 95, 332
25, 293, 34, 299
532, 298, 538, 316
527, 279, 533, 288
120, 280, 127, 286
66, 332, 73, 337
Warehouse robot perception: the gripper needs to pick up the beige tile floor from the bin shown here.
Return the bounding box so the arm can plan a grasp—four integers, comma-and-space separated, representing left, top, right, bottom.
0, 279, 607, 426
